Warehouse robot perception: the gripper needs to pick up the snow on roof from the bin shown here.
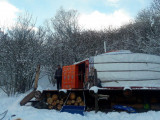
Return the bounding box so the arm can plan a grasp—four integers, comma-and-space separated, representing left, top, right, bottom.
89, 86, 99, 93
74, 58, 89, 65
102, 50, 132, 55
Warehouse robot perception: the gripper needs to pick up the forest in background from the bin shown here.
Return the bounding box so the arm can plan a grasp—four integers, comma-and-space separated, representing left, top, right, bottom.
0, 0, 160, 96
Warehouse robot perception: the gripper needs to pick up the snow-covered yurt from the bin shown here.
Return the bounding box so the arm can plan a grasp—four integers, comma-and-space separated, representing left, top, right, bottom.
89, 50, 160, 88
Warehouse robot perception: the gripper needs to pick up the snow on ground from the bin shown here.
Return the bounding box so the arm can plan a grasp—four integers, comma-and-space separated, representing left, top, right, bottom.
38, 71, 56, 91
1, 73, 160, 120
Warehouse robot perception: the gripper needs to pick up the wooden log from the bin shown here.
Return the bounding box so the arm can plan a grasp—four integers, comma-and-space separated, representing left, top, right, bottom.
20, 90, 35, 106
48, 105, 53, 109
57, 104, 62, 110
74, 102, 78, 106
71, 100, 75, 104
34, 65, 40, 90
59, 100, 64, 105
20, 65, 40, 106
56, 100, 60, 104
52, 101, 57, 106
67, 100, 72, 105
70, 93, 76, 100
47, 98, 53, 105
79, 101, 84, 106
52, 94, 58, 101
76, 96, 82, 103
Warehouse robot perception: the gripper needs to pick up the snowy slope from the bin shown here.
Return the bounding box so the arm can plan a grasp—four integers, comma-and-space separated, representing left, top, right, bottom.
37, 72, 56, 91
1, 74, 160, 120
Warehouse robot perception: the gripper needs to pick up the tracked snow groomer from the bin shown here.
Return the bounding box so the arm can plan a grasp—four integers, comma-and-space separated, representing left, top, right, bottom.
20, 50, 160, 114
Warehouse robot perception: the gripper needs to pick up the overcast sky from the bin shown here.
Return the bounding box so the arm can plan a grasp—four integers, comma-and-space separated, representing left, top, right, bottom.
0, 0, 152, 30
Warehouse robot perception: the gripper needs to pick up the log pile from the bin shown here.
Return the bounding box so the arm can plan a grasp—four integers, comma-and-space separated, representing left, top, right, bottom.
46, 94, 64, 110
66, 92, 85, 106
46, 92, 85, 110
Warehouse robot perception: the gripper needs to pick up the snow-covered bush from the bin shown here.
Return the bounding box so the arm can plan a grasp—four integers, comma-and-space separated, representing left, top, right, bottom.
0, 13, 46, 96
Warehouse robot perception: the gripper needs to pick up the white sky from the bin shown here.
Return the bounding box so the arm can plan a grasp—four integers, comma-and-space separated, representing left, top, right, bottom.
0, 0, 151, 30
0, 0, 20, 29
79, 9, 132, 30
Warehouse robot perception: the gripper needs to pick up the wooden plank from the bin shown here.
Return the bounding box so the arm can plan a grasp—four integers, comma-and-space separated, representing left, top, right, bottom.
34, 65, 40, 90
20, 90, 35, 106
20, 65, 40, 106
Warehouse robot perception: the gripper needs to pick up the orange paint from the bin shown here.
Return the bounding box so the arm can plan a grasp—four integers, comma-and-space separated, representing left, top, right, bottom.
62, 60, 89, 89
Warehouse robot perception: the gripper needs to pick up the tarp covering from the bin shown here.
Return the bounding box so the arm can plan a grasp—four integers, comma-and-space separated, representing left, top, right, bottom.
91, 51, 160, 87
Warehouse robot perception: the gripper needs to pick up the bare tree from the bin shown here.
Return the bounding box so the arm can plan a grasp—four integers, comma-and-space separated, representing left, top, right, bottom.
45, 8, 81, 85
0, 13, 46, 95
152, 0, 160, 14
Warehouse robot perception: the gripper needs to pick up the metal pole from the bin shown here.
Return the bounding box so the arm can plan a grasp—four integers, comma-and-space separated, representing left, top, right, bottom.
104, 41, 106, 53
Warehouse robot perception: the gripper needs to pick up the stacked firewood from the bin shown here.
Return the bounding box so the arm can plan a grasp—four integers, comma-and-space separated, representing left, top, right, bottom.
66, 92, 85, 106
46, 94, 64, 110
